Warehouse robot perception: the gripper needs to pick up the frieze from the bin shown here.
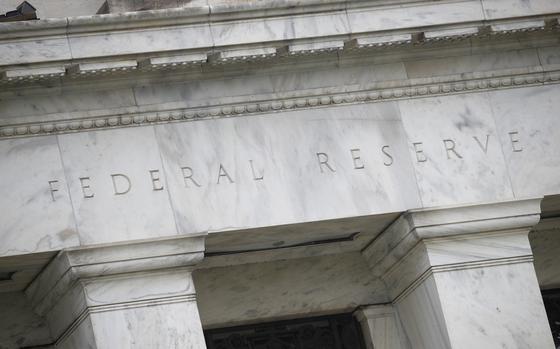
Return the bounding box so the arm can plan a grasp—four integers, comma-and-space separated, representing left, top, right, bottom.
46, 131, 524, 201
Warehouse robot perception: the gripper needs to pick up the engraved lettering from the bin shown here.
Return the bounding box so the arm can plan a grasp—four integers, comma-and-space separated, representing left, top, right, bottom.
181, 167, 201, 188
79, 177, 94, 199
412, 142, 427, 163
217, 164, 234, 184
473, 134, 490, 154
443, 139, 463, 159
509, 131, 523, 152
317, 152, 336, 173
149, 169, 164, 191
48, 180, 59, 202
382, 145, 394, 166
249, 160, 264, 181
111, 174, 131, 195
350, 148, 365, 169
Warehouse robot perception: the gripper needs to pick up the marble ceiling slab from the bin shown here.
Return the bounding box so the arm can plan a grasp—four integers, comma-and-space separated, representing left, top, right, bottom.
0, 291, 52, 348
194, 252, 388, 328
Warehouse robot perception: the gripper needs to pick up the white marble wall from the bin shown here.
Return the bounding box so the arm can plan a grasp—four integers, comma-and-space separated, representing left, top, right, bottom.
2, 84, 560, 253
488, 86, 560, 198
155, 102, 419, 235
57, 127, 178, 245
0, 292, 52, 348
397, 93, 514, 207
0, 136, 78, 257
0, 102, 423, 250
1, 1, 559, 347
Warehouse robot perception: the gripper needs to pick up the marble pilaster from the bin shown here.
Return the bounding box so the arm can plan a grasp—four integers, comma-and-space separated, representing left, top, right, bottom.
25, 235, 207, 349
363, 198, 555, 349
354, 304, 411, 349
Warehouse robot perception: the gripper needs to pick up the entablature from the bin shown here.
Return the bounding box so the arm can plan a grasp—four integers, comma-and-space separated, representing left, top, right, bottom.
0, 0, 559, 85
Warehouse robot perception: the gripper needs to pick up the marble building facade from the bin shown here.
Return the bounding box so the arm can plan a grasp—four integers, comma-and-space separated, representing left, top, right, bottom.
0, 0, 560, 347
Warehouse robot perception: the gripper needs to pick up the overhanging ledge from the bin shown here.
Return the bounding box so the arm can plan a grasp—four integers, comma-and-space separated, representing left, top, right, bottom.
25, 234, 206, 325
1, 0, 559, 70
361, 198, 543, 298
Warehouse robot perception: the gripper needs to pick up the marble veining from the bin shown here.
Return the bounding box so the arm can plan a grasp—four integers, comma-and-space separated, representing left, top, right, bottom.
56, 127, 178, 245
0, 136, 79, 256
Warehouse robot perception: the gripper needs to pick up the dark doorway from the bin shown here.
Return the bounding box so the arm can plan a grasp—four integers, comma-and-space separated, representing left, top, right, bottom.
543, 289, 560, 348
204, 313, 366, 349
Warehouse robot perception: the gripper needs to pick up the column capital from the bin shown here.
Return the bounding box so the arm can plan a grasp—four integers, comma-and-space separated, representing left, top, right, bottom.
25, 234, 206, 345
362, 198, 542, 299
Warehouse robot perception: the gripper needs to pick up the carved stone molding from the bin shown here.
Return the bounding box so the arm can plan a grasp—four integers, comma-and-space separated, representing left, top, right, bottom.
1, 65, 559, 139
361, 198, 543, 300
25, 234, 207, 344
0, 13, 557, 85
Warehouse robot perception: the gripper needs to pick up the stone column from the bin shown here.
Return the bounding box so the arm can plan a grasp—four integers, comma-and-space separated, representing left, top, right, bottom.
354, 304, 411, 349
362, 198, 555, 349
25, 235, 207, 349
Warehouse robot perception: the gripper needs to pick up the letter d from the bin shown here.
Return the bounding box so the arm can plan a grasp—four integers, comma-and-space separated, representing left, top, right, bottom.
111, 174, 132, 195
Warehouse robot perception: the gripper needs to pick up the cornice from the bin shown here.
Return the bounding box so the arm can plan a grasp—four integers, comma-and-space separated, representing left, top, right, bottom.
361, 198, 542, 278
1, 17, 557, 80
25, 234, 206, 316
360, 199, 543, 300
1, 63, 559, 139
0, 0, 558, 80
0, 0, 481, 37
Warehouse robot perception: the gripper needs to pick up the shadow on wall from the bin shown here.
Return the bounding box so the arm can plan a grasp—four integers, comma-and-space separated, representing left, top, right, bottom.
542, 289, 560, 349
531, 195, 560, 348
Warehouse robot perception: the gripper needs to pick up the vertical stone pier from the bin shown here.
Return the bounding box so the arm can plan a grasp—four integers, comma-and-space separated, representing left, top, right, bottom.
363, 199, 555, 349
354, 304, 411, 349
25, 235, 207, 349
